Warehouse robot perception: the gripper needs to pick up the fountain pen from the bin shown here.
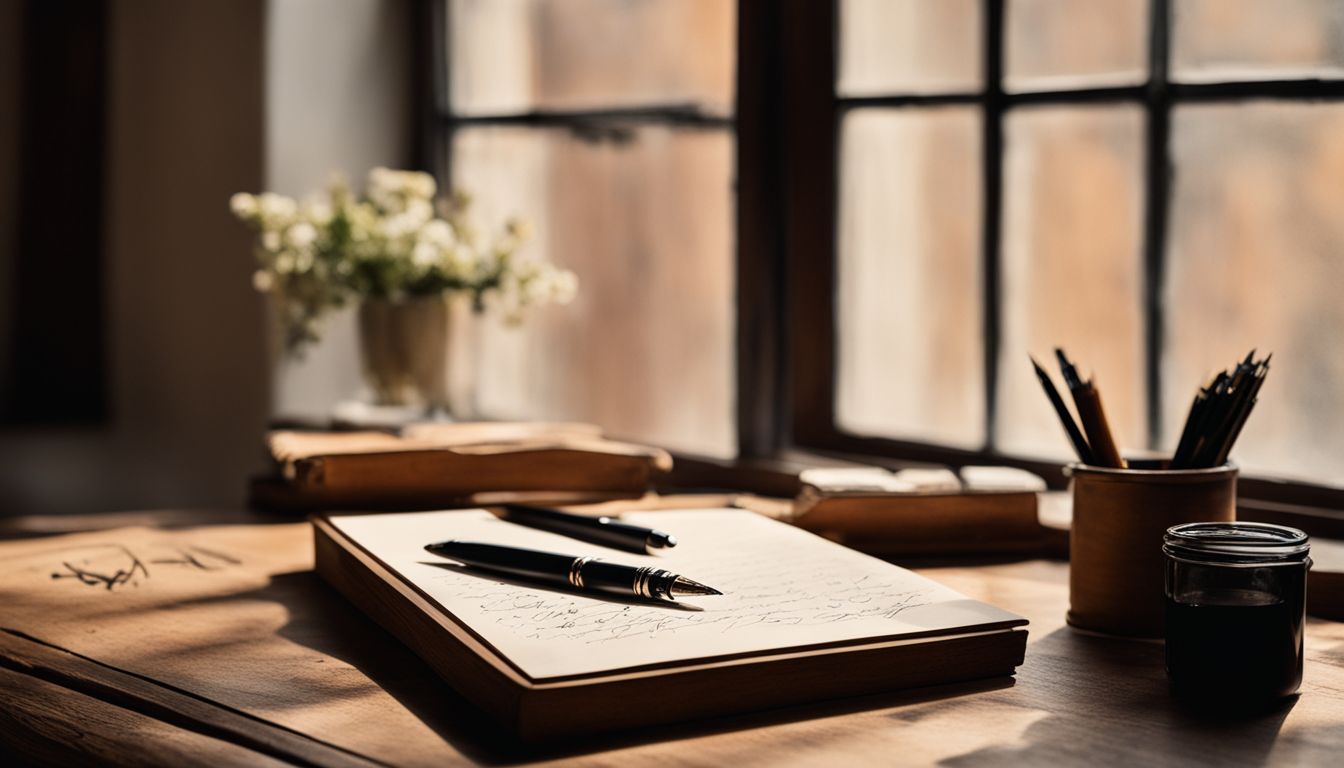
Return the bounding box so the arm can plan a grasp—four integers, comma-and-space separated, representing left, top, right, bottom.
424, 540, 723, 601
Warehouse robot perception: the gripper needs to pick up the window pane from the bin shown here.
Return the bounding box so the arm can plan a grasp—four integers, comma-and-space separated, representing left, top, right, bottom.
1005, 0, 1147, 92
1172, 0, 1344, 83
998, 106, 1145, 459
837, 0, 982, 96
1165, 103, 1344, 484
836, 108, 984, 448
449, 0, 735, 116
450, 125, 735, 457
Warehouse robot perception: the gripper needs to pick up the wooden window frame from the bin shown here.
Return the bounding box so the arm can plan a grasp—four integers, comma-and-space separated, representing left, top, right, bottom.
423, 0, 1344, 530
775, 0, 1344, 524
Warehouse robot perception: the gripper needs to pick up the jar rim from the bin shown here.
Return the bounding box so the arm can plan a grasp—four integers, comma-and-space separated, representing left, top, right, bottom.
1163, 521, 1309, 564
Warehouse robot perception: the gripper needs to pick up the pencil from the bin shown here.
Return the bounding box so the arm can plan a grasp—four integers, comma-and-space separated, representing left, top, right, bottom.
1172, 372, 1227, 468
1171, 385, 1210, 467
1030, 355, 1094, 464
1055, 348, 1126, 468
1209, 356, 1269, 467
1171, 350, 1270, 469
1073, 378, 1127, 469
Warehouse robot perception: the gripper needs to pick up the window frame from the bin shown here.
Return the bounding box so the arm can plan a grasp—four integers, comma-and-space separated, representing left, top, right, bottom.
780, 0, 1344, 519
421, 0, 742, 457
424, 0, 1344, 524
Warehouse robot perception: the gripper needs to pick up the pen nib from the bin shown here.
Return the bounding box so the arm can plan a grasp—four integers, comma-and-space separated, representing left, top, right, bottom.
670, 576, 723, 597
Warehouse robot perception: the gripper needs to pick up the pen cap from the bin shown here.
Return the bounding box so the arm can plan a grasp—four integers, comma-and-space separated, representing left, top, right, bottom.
1066, 460, 1237, 639
646, 531, 677, 549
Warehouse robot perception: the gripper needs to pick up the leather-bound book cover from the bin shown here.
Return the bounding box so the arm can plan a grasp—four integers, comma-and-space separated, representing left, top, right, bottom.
253, 422, 672, 511
791, 466, 1063, 556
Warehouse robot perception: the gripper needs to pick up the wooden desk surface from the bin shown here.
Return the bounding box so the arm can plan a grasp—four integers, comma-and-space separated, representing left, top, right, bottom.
1, 509, 1341, 766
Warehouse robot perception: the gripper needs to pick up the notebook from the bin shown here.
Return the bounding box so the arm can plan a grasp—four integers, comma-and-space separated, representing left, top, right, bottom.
314, 507, 1029, 739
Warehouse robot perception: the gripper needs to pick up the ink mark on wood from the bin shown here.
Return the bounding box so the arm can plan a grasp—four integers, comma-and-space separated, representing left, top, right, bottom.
49, 543, 240, 590
50, 545, 149, 590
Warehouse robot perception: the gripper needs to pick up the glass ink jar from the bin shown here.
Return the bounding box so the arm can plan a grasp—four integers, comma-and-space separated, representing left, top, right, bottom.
1163, 522, 1311, 707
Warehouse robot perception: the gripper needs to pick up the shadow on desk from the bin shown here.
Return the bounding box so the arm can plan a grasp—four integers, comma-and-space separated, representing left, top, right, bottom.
940, 627, 1297, 767
4, 513, 1334, 766
215, 570, 1321, 765
248, 570, 1018, 763
0, 508, 297, 540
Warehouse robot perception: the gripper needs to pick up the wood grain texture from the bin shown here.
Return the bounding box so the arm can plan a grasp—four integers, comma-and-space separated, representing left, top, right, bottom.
0, 630, 379, 768
0, 508, 1342, 766
0, 667, 290, 767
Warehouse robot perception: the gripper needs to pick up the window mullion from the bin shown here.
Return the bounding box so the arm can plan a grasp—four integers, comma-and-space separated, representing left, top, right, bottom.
1143, 0, 1173, 448
982, 0, 1005, 451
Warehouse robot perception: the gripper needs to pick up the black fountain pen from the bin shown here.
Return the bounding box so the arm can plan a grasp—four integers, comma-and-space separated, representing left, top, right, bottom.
424, 541, 723, 601
498, 503, 677, 554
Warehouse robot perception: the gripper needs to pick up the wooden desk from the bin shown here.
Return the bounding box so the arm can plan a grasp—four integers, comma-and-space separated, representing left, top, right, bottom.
1, 509, 1341, 766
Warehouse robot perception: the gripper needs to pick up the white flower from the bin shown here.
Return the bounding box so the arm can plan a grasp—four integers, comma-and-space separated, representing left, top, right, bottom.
230, 192, 257, 218
344, 202, 377, 241
367, 168, 395, 202
368, 168, 437, 215
411, 241, 439, 269
446, 245, 480, 275
551, 269, 578, 304
522, 271, 551, 304
257, 192, 297, 220
419, 219, 455, 249
381, 212, 419, 240
302, 200, 333, 225
230, 170, 572, 353
371, 167, 435, 195
404, 197, 434, 225
406, 171, 436, 200
285, 222, 318, 249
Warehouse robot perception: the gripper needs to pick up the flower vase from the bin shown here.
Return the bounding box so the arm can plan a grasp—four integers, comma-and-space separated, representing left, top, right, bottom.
356, 296, 449, 413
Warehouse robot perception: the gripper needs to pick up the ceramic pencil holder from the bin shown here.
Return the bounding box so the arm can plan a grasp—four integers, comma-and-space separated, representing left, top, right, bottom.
1066, 460, 1237, 639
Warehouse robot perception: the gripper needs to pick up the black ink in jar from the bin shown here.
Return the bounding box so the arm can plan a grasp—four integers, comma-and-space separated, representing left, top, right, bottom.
1163, 522, 1310, 708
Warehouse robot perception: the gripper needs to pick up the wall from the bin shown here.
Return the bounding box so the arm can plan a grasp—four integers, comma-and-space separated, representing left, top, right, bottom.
0, 0, 268, 515
267, 0, 414, 420
0, 0, 412, 515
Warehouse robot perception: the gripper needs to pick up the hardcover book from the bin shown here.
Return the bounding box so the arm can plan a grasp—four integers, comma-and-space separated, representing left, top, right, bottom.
791, 466, 1061, 556
314, 507, 1029, 740
255, 422, 671, 511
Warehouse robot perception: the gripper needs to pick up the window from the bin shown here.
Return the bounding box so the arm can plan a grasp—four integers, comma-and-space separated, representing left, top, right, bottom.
430, 0, 737, 458
793, 0, 1344, 497
431, 1, 1344, 508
